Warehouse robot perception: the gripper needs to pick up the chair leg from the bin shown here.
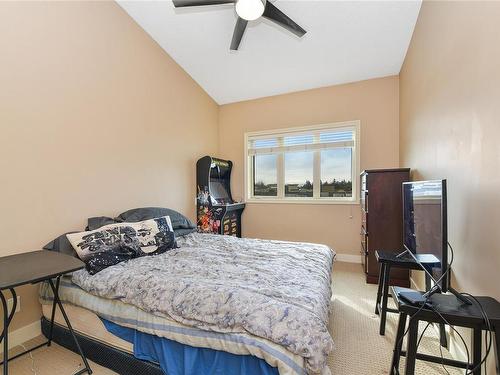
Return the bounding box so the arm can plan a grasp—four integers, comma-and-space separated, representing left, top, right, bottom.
380, 264, 391, 335
494, 326, 500, 375
472, 327, 482, 375
404, 317, 419, 375
439, 323, 448, 348
390, 312, 407, 375
375, 263, 386, 315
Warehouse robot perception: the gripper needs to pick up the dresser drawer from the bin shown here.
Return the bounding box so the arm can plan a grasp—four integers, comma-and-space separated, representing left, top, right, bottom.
360, 231, 368, 274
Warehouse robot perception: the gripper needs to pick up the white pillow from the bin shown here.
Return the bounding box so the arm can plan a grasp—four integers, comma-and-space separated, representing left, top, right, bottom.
66, 216, 174, 263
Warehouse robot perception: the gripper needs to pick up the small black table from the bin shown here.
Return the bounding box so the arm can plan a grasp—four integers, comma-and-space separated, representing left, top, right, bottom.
0, 250, 92, 375
375, 250, 441, 336
390, 286, 500, 375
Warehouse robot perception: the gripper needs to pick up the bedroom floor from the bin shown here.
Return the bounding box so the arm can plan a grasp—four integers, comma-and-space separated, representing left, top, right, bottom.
2, 262, 462, 375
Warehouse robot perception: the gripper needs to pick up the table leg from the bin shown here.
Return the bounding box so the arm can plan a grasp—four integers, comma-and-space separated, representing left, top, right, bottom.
375, 263, 385, 315
390, 312, 407, 375
494, 326, 499, 375
404, 317, 419, 375
47, 277, 61, 347
439, 322, 448, 348
380, 264, 391, 336
0, 289, 17, 375
48, 278, 92, 375
472, 327, 482, 375
1, 291, 8, 375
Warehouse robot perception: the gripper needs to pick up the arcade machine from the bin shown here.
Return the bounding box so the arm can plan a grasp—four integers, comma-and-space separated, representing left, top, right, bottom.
196, 156, 245, 237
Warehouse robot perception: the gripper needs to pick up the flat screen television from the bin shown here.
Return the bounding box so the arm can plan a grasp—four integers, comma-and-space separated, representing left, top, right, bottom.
402, 179, 448, 292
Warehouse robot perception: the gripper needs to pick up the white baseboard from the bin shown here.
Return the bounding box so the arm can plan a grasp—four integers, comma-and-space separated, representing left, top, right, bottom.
335, 253, 362, 263
0, 320, 41, 354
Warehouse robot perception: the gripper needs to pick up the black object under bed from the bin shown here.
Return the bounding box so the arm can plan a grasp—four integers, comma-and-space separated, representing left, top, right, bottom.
41, 316, 164, 375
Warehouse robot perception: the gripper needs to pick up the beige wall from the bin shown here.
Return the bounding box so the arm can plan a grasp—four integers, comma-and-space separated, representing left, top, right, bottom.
219, 76, 400, 255
400, 0, 500, 300
400, 1, 500, 369
0, 1, 218, 331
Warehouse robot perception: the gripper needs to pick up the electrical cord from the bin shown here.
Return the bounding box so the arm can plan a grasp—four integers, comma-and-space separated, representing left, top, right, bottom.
437, 332, 451, 375
394, 299, 433, 375
414, 243, 491, 375
416, 321, 431, 349
445, 243, 493, 374
393, 241, 455, 374
19, 344, 38, 375
459, 292, 492, 375
413, 321, 453, 374
429, 303, 471, 374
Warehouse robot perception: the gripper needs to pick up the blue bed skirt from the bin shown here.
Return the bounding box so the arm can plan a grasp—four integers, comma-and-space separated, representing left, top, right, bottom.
101, 319, 280, 375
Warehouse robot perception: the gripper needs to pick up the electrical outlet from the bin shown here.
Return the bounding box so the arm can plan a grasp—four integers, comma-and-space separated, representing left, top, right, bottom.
7, 296, 21, 313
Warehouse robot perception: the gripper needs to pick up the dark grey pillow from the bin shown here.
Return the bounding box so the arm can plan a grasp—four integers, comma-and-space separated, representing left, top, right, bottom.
43, 232, 78, 257
116, 207, 196, 231
174, 227, 197, 237
87, 216, 117, 231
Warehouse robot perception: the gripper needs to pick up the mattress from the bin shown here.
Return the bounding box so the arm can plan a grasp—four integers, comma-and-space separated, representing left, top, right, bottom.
41, 303, 133, 353
40, 278, 307, 375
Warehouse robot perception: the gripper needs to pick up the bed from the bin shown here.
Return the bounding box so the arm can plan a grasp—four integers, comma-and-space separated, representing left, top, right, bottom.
40, 225, 335, 375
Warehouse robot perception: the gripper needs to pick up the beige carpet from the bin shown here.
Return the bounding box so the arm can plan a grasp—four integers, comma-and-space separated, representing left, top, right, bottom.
2, 262, 463, 374
328, 262, 461, 375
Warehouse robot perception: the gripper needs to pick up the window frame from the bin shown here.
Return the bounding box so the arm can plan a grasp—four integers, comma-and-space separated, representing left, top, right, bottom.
244, 120, 361, 205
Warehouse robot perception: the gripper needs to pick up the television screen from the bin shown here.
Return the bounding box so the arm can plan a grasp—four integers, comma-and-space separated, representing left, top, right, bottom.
403, 180, 447, 290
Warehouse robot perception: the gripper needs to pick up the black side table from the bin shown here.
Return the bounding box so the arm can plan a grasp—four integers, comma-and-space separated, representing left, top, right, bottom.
0, 250, 92, 375
390, 286, 500, 375
375, 250, 442, 337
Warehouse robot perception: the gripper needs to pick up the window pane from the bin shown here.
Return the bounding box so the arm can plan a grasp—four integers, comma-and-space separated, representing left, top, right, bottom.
284, 134, 314, 146
284, 152, 313, 197
320, 148, 352, 198
319, 130, 353, 143
252, 138, 278, 149
253, 154, 277, 196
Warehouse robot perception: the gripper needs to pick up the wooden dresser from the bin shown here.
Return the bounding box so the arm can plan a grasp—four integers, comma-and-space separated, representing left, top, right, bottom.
360, 168, 410, 286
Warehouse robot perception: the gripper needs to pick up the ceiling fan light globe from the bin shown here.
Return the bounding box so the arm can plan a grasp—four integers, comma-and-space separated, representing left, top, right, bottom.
235, 0, 266, 21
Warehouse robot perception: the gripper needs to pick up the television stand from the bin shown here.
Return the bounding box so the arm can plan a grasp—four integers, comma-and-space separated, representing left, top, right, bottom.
395, 248, 471, 305
390, 286, 500, 375
375, 250, 447, 348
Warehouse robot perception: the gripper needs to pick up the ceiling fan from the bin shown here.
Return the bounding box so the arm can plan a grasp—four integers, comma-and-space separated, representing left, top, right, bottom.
172, 0, 307, 50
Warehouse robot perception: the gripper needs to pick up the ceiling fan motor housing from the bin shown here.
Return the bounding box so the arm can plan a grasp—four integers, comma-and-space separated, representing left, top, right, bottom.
235, 0, 266, 21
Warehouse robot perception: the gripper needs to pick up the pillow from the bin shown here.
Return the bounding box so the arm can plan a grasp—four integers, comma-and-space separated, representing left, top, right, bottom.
115, 207, 196, 235
87, 216, 117, 231
66, 216, 176, 274
174, 228, 197, 237
43, 232, 79, 257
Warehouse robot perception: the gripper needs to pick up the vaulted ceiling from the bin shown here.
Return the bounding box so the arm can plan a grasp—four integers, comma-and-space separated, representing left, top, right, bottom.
118, 1, 421, 104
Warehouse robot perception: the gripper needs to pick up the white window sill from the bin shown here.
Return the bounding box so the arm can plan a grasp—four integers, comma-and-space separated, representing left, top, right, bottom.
245, 198, 360, 205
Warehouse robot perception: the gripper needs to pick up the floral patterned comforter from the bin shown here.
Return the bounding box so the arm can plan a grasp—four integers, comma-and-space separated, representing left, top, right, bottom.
71, 233, 335, 374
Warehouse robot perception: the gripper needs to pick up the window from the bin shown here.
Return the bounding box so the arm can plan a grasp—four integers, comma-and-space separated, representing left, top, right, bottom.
245, 121, 360, 203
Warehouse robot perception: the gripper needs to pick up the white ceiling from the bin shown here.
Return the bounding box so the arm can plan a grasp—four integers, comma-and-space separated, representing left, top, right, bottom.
118, 0, 421, 104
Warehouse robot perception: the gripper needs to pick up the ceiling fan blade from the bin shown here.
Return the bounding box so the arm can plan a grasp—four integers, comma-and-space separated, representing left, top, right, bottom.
230, 17, 248, 50
172, 0, 234, 8
262, 1, 306, 37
